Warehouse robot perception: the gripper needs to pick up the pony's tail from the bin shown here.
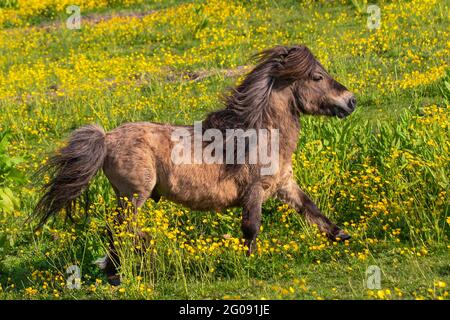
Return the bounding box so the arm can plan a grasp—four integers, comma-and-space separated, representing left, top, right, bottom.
33, 124, 107, 229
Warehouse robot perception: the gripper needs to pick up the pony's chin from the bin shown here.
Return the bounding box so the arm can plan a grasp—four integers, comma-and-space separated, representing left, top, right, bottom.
332, 106, 353, 118
336, 111, 350, 119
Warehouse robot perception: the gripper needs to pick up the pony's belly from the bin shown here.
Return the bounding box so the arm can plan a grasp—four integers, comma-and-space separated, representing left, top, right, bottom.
156, 164, 240, 210
162, 192, 238, 211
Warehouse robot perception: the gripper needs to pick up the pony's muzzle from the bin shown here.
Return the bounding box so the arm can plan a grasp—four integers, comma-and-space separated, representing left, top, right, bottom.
337, 94, 356, 118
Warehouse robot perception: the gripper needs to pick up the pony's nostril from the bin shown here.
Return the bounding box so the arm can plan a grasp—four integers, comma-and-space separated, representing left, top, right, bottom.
348, 96, 356, 109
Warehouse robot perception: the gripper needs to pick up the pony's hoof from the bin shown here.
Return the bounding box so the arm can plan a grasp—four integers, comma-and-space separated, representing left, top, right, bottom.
246, 247, 255, 256
244, 240, 256, 256
331, 229, 351, 242
107, 275, 121, 286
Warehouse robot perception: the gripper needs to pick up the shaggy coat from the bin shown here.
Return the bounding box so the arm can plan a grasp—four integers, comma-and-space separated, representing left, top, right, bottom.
34, 45, 356, 285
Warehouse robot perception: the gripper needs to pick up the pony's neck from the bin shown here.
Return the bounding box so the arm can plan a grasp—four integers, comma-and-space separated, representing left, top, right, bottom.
203, 68, 301, 155
269, 88, 301, 159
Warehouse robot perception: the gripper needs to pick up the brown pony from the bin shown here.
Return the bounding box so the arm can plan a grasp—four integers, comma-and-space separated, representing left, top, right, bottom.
34, 45, 356, 285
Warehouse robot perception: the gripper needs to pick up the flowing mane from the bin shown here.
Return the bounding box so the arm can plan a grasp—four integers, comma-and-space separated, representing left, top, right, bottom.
203, 45, 318, 130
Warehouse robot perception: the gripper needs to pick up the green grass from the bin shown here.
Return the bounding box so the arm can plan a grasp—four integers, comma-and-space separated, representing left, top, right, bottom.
0, 0, 449, 300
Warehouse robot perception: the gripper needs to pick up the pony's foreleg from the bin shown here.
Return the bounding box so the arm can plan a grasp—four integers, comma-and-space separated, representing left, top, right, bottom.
241, 184, 264, 255
276, 179, 350, 241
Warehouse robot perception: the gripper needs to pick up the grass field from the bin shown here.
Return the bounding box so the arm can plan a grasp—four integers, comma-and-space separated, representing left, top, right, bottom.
0, 0, 449, 300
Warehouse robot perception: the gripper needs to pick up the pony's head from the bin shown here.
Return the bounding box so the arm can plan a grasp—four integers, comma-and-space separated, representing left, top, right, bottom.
205, 45, 356, 132
262, 45, 356, 118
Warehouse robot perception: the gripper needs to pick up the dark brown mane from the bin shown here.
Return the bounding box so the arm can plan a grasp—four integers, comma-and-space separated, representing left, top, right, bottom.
203, 45, 318, 131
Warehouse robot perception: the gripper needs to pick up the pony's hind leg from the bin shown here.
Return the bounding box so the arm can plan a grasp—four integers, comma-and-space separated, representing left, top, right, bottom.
100, 171, 156, 285
97, 220, 122, 286
127, 193, 153, 244
95, 194, 126, 286
100, 190, 154, 285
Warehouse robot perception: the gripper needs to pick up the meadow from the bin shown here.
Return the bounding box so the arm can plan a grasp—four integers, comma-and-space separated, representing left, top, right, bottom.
0, 0, 449, 300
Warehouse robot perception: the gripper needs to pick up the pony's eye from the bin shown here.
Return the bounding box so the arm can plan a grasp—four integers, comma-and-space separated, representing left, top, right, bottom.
312, 73, 324, 81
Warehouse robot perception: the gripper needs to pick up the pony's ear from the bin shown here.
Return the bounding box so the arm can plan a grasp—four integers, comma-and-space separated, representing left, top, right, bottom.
253, 45, 289, 66
268, 45, 316, 82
